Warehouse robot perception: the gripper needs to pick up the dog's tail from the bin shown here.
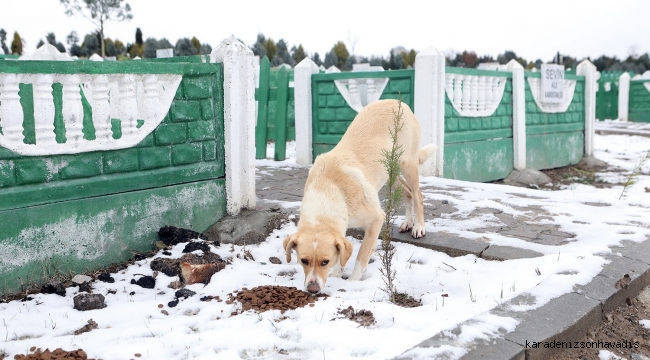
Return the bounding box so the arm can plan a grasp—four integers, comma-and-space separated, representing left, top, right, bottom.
419, 144, 437, 164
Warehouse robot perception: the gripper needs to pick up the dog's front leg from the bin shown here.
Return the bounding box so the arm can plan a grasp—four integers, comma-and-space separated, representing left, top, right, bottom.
329, 263, 344, 278
348, 210, 384, 281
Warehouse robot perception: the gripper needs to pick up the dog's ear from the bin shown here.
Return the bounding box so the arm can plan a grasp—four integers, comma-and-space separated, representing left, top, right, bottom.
283, 234, 298, 263
335, 236, 353, 267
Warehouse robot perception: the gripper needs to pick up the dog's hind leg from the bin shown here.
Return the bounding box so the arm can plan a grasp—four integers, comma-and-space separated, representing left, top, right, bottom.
399, 176, 415, 233
400, 160, 426, 238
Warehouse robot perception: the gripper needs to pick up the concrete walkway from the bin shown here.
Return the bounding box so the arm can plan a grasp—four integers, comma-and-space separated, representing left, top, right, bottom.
255, 160, 650, 360
596, 120, 650, 137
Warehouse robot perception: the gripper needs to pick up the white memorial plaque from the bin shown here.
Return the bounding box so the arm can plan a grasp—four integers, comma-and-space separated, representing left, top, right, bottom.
541, 64, 565, 103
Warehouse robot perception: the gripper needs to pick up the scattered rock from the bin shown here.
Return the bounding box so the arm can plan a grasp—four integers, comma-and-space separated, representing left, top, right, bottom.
41, 281, 66, 297
78, 282, 92, 293
204, 210, 289, 246
578, 156, 608, 170
175, 289, 196, 299
181, 262, 224, 285
132, 253, 147, 261
150, 258, 181, 277
268, 257, 282, 265
161, 310, 169, 316
12, 347, 92, 360
179, 252, 226, 285
168, 281, 183, 290
228, 285, 324, 314
270, 204, 281, 212
131, 275, 155, 289
504, 168, 552, 187
154, 241, 167, 250
182, 241, 211, 253
73, 294, 106, 311
73, 319, 98, 335
615, 274, 631, 290
97, 273, 115, 283
337, 306, 376, 327
162, 250, 172, 256
72, 275, 93, 285
158, 226, 207, 246
168, 299, 179, 308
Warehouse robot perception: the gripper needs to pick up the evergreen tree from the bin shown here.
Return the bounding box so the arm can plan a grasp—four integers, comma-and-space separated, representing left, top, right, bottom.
199, 43, 212, 55
0, 28, 8, 54
175, 38, 198, 56
344, 54, 357, 71
66, 31, 79, 46
263, 37, 277, 60
81, 33, 100, 56
191, 37, 201, 54
11, 31, 22, 55
135, 27, 143, 46
114, 39, 125, 55
272, 39, 293, 67
104, 38, 117, 56
292, 44, 306, 64
312, 52, 323, 67
323, 50, 337, 69
332, 41, 349, 70
251, 33, 266, 57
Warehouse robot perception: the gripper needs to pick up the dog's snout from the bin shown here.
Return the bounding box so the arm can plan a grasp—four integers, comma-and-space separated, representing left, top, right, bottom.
306, 282, 320, 294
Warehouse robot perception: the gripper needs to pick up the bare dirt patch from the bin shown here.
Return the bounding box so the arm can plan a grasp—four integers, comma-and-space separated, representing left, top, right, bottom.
551, 287, 650, 360
12, 347, 95, 360
337, 306, 376, 327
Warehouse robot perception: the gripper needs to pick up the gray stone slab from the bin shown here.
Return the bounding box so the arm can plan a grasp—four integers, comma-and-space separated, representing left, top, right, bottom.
391, 228, 488, 257
460, 338, 525, 360
616, 239, 650, 265
496, 292, 602, 360
588, 254, 650, 313
481, 245, 544, 261
394, 323, 524, 360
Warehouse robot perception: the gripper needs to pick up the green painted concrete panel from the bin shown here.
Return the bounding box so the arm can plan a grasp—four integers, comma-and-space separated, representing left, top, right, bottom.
629, 82, 650, 122
0, 178, 226, 295
19, 84, 36, 145
444, 138, 514, 182
52, 83, 66, 144
526, 131, 584, 170
311, 71, 415, 160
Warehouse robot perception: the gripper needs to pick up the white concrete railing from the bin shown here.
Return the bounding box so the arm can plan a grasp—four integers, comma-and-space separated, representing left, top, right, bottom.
526, 77, 577, 113
0, 73, 181, 156
444, 73, 508, 117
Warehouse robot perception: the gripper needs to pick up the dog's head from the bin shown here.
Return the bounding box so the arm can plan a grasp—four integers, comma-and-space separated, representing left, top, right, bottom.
283, 225, 353, 294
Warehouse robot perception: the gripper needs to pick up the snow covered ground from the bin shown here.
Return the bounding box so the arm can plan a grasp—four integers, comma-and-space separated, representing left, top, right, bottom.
0, 134, 649, 359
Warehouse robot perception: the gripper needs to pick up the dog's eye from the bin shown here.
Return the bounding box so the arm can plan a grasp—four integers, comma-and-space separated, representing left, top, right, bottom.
320, 260, 329, 266
301, 259, 309, 266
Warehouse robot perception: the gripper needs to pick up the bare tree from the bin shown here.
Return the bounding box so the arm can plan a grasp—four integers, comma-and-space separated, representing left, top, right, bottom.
60, 0, 133, 57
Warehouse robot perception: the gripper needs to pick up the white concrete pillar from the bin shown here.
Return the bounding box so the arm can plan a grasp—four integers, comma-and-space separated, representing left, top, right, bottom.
577, 60, 597, 157
618, 72, 630, 121
212, 37, 256, 215
414, 45, 446, 177
506, 60, 526, 170
294, 57, 319, 166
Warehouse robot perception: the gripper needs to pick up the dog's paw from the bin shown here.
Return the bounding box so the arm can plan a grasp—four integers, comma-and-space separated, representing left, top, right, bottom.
411, 224, 426, 239
329, 263, 344, 278
399, 220, 413, 233
347, 261, 365, 281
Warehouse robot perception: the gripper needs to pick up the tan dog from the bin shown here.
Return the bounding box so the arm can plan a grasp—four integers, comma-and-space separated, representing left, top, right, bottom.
283, 99, 436, 294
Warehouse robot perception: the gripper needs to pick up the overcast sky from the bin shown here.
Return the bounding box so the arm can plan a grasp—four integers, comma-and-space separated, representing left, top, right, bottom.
2, 0, 649, 62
